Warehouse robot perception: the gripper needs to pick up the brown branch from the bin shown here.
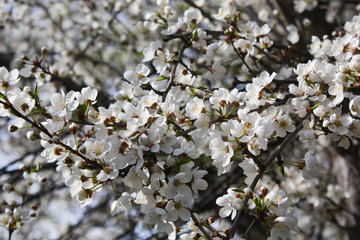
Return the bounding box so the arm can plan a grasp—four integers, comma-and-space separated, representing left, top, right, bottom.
175, 125, 197, 137
230, 40, 257, 78
249, 94, 295, 113
162, 42, 189, 102
189, 210, 213, 240
173, 82, 216, 94
0, 149, 40, 174
0, 99, 90, 164
228, 112, 310, 238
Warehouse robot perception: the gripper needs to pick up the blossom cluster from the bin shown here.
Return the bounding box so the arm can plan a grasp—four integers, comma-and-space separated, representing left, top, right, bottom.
0, 0, 360, 239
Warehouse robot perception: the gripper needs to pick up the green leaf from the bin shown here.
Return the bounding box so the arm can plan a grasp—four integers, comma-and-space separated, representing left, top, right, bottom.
157, 76, 169, 81
280, 166, 285, 177
253, 198, 258, 206
173, 158, 191, 173
176, 158, 191, 166
78, 104, 87, 113
0, 92, 6, 101
192, 29, 198, 40
311, 102, 321, 110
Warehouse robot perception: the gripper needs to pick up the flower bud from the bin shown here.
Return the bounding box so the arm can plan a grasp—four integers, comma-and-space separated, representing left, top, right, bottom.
31, 205, 38, 210
13, 58, 25, 69
41, 47, 47, 56
5, 208, 12, 215
260, 186, 268, 197
303, 18, 311, 27
79, 146, 86, 154
27, 131, 40, 141
19, 164, 26, 171
39, 72, 45, 79
8, 125, 18, 133
23, 86, 32, 94
64, 157, 74, 165
244, 188, 253, 199
296, 159, 306, 170
69, 123, 79, 135
75, 160, 85, 169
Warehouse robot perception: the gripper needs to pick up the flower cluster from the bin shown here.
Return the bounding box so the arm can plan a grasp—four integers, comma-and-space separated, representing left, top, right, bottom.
0, 0, 360, 239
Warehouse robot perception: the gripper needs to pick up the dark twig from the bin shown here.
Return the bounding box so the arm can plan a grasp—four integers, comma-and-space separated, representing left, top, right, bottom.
230, 41, 257, 78
0, 99, 90, 163
0, 149, 40, 174
228, 112, 310, 238
189, 210, 213, 240
249, 94, 295, 113
162, 42, 189, 102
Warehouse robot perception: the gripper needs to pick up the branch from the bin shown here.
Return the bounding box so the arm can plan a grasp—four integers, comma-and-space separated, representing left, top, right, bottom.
175, 125, 197, 137
228, 112, 310, 238
162, 42, 189, 102
173, 81, 216, 94
230, 40, 257, 78
189, 210, 213, 240
249, 94, 295, 113
0, 149, 40, 174
0, 99, 91, 164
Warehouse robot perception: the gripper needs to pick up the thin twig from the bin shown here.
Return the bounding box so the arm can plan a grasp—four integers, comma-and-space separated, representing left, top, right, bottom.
162, 42, 189, 102
189, 210, 213, 240
228, 112, 310, 238
0, 99, 90, 163
249, 94, 295, 113
0, 149, 40, 174
230, 41, 257, 78
175, 126, 197, 137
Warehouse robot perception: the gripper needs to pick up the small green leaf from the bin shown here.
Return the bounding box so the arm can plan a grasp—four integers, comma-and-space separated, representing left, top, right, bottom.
311, 102, 321, 110
192, 29, 198, 40
0, 93, 6, 101
253, 198, 258, 206
157, 76, 169, 81
78, 104, 87, 113
280, 166, 285, 177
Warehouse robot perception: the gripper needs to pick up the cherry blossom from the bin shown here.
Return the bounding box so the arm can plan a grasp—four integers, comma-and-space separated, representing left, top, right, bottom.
124, 64, 151, 87
1, 2, 360, 240
216, 189, 243, 220
0, 67, 20, 93
47, 90, 79, 117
